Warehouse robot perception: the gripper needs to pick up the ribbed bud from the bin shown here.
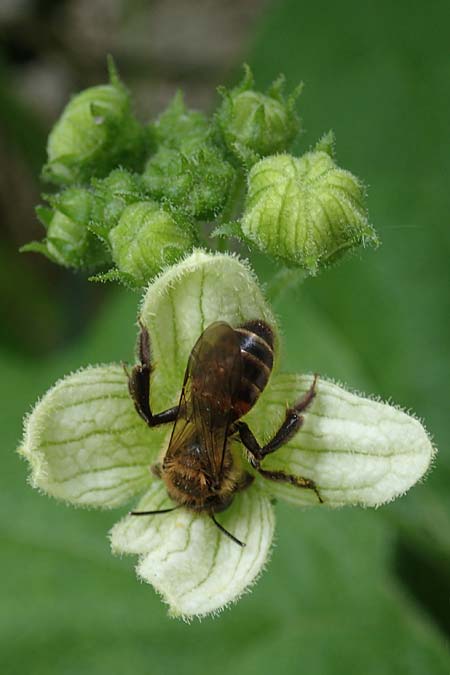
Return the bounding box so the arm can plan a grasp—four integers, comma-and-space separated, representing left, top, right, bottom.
241, 143, 378, 272
216, 66, 301, 165
90, 169, 145, 239
22, 188, 108, 269
43, 59, 146, 186
108, 201, 196, 287
151, 90, 210, 153
142, 145, 235, 219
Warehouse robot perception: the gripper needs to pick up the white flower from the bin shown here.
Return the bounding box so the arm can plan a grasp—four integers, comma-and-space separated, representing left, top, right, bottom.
19, 250, 434, 619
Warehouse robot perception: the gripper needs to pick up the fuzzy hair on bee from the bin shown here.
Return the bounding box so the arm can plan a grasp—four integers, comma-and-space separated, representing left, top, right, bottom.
127, 319, 321, 546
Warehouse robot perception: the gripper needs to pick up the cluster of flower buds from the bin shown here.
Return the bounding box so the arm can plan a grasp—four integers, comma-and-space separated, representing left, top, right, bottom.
23, 61, 378, 287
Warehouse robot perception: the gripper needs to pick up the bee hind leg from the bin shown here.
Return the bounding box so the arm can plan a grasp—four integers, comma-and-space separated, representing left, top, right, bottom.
235, 375, 322, 503
127, 321, 179, 427
256, 468, 323, 504
236, 420, 323, 503
236, 374, 318, 460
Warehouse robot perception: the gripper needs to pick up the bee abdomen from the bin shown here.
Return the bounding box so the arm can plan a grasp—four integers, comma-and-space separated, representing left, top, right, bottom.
233, 320, 274, 417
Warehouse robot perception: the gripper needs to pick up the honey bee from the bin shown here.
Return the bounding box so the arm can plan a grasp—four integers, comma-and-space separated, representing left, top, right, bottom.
128, 320, 322, 546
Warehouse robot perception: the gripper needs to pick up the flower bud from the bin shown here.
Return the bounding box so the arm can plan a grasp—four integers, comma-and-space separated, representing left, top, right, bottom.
216, 66, 301, 165
43, 59, 146, 186
109, 201, 196, 287
142, 145, 235, 220
151, 91, 210, 154
90, 169, 145, 239
22, 188, 109, 269
241, 140, 378, 273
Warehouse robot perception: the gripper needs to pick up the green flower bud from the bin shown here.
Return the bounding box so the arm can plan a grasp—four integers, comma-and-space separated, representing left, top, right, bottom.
142, 145, 235, 220
216, 65, 301, 166
151, 91, 210, 154
22, 188, 109, 269
43, 59, 146, 186
90, 169, 145, 239
241, 140, 378, 273
109, 201, 196, 286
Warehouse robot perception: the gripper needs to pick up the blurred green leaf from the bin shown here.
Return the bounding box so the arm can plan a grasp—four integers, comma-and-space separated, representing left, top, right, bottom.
250, 0, 450, 649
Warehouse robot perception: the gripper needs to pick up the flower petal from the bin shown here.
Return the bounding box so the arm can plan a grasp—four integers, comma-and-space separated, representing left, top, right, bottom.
244, 374, 435, 507
110, 481, 275, 619
139, 249, 277, 408
19, 364, 166, 508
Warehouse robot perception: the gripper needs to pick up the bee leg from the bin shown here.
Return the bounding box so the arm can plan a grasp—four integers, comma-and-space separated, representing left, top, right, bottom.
256, 468, 323, 504
128, 321, 179, 427
235, 375, 322, 502
237, 421, 323, 503
238, 374, 318, 460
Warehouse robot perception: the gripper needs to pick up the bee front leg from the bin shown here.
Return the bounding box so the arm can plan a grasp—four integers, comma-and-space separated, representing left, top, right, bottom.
127, 321, 179, 428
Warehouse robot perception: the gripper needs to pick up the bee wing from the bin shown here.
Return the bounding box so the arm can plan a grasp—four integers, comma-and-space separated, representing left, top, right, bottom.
166, 372, 197, 459
169, 322, 242, 481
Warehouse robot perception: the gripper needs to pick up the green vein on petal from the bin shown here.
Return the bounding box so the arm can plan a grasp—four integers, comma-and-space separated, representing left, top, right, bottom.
19, 364, 166, 508
110, 481, 275, 619
244, 373, 435, 507
139, 250, 278, 410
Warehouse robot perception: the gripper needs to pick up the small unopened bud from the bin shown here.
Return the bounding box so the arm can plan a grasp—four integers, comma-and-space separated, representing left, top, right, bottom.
151, 91, 210, 154
216, 66, 301, 165
242, 139, 378, 272
43, 58, 146, 186
109, 201, 196, 287
90, 169, 145, 239
22, 188, 109, 269
142, 146, 235, 220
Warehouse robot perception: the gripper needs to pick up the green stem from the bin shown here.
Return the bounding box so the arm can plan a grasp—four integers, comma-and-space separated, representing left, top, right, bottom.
215, 170, 246, 252
265, 267, 307, 305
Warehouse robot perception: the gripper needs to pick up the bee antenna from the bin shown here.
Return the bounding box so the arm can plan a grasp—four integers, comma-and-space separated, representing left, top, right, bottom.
129, 506, 180, 516
211, 515, 245, 547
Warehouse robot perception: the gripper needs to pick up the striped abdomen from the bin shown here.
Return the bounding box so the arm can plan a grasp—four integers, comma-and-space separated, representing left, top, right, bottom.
233, 319, 274, 419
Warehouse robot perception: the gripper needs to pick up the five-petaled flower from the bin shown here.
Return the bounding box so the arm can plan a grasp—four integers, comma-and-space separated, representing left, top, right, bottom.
19, 251, 434, 619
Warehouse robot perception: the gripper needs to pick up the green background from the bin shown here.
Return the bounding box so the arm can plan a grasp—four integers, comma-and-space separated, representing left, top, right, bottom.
1, 0, 449, 672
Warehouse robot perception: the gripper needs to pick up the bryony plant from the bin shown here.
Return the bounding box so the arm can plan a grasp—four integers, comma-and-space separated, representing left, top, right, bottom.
20, 252, 434, 618
21, 60, 378, 285
19, 61, 435, 619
